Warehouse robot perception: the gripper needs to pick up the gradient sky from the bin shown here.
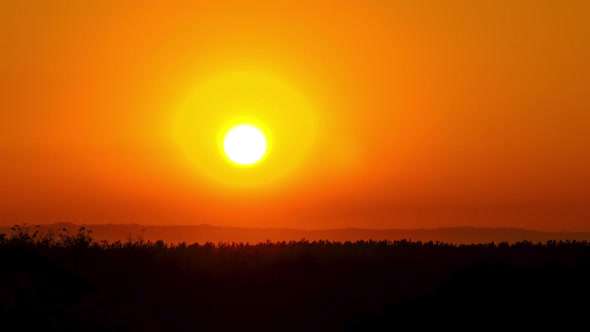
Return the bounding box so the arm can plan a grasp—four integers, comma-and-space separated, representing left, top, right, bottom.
2, 0, 589, 231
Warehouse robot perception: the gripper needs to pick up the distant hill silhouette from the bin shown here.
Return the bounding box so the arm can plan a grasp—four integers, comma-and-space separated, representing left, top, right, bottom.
2, 223, 589, 244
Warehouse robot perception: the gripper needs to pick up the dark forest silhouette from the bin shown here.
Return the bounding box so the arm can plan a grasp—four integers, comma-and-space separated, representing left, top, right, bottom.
1, 224, 589, 330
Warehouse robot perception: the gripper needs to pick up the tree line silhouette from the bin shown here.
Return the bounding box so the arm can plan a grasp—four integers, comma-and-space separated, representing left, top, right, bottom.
1, 223, 589, 330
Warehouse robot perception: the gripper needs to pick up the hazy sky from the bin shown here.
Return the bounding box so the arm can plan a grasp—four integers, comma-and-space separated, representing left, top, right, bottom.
2, 0, 589, 230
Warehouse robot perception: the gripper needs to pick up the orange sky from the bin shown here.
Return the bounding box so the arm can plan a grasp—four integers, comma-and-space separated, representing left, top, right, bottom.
2, 0, 589, 231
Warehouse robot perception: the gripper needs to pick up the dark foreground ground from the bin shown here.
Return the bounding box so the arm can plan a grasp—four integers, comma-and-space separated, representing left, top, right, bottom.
1, 226, 590, 331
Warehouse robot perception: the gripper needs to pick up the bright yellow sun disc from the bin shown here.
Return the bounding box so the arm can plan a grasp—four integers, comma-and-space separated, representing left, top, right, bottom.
223, 125, 267, 165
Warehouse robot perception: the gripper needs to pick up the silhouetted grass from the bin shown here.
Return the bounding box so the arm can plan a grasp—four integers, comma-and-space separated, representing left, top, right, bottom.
1, 224, 589, 331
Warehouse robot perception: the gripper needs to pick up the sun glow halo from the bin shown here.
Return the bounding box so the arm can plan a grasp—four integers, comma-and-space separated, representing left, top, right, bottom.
173, 70, 316, 186
223, 125, 268, 166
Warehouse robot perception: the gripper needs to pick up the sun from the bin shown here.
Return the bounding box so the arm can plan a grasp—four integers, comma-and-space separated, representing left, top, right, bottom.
223, 124, 268, 166
173, 70, 316, 186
